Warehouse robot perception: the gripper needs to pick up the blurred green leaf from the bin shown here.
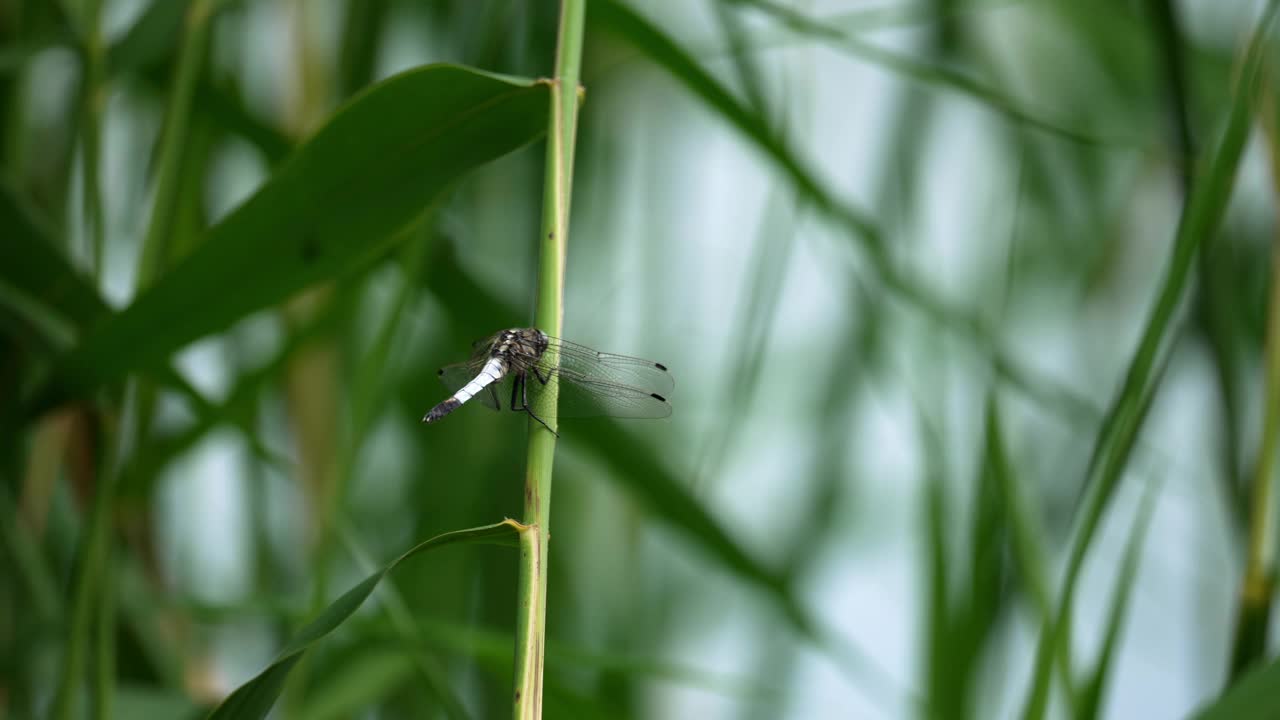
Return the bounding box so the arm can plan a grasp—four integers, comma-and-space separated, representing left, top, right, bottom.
571, 422, 792, 609
731, 0, 1117, 145
1225, 71, 1280, 680
353, 614, 785, 705
592, 0, 1105, 438
0, 179, 275, 472
106, 0, 293, 166
207, 519, 522, 720
1077, 476, 1160, 720
1080, 4, 1277, 501
954, 405, 1015, 716
26, 64, 550, 416
338, 0, 393, 97
134, 0, 215, 291
1193, 654, 1280, 720
106, 0, 194, 76
591, 0, 871, 236
116, 684, 203, 720
984, 397, 1073, 701
297, 646, 416, 720
0, 180, 108, 350
918, 409, 955, 720
1021, 5, 1279, 718
920, 400, 1017, 720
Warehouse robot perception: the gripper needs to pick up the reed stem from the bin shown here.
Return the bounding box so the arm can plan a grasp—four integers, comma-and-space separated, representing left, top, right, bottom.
512, 1, 585, 717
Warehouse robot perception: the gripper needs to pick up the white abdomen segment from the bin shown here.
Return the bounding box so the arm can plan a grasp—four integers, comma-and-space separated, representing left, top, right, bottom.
424, 356, 509, 424
453, 357, 506, 405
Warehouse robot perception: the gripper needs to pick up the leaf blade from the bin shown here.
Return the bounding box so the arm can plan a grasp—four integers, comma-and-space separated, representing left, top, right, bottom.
206, 520, 523, 720
28, 64, 550, 416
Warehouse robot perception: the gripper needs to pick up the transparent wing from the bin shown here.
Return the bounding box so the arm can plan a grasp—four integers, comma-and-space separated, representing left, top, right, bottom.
470, 331, 501, 354
524, 337, 673, 420
438, 362, 501, 411
526, 371, 672, 419
541, 337, 674, 397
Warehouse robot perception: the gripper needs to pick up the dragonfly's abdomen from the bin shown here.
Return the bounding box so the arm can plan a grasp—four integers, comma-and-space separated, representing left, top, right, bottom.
422, 356, 507, 423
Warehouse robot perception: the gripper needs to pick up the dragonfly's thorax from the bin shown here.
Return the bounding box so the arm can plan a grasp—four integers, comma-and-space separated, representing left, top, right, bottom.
490, 328, 549, 373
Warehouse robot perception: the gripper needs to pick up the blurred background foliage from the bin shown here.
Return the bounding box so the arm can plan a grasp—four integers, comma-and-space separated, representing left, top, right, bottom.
3, 0, 1280, 718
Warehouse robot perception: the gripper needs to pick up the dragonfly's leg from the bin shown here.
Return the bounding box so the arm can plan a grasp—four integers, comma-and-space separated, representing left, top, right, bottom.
522, 372, 558, 437
510, 374, 524, 412
532, 366, 550, 385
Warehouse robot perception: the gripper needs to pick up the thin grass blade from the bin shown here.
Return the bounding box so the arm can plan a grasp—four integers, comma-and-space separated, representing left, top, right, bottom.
206, 520, 522, 720
1076, 475, 1161, 720
1020, 6, 1280, 717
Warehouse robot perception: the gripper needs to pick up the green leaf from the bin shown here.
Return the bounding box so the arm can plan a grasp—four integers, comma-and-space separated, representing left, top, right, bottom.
730, 0, 1113, 145
1076, 476, 1160, 720
919, 399, 1019, 720
1020, 4, 1279, 718
950, 405, 1016, 717
571, 421, 792, 606
917, 408, 957, 719
206, 520, 522, 720
0, 181, 108, 351
591, 0, 1103, 438
984, 397, 1078, 709
108, 0, 290, 168
26, 64, 550, 416
591, 0, 865, 235
116, 684, 202, 720
0, 181, 271, 469
1193, 654, 1280, 720
297, 647, 416, 720
106, 0, 194, 76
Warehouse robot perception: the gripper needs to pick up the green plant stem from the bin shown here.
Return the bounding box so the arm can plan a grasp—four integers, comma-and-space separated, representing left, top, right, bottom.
513, 2, 584, 717
79, 2, 114, 707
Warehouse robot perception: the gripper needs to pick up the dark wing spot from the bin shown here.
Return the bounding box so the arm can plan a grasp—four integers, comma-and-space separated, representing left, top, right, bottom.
654, 362, 668, 371
650, 393, 666, 402
437, 368, 445, 376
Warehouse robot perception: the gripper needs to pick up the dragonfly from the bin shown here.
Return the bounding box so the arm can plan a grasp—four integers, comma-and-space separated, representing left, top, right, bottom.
422, 328, 673, 433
